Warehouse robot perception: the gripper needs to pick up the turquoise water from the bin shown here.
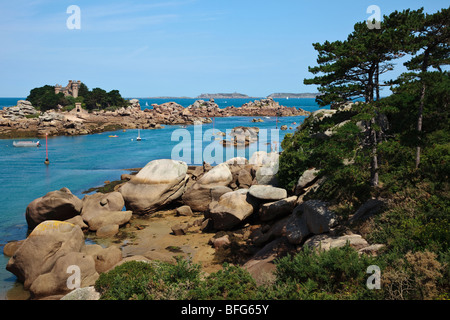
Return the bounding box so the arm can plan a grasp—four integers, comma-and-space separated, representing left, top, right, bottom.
0, 98, 320, 299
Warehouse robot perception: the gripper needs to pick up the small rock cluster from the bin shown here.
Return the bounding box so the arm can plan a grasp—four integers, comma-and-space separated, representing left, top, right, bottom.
2, 100, 38, 120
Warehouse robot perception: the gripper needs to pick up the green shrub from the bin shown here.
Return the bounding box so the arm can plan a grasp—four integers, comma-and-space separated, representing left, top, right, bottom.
367, 189, 450, 254
94, 258, 201, 300
274, 245, 380, 299
94, 260, 158, 300
190, 263, 258, 300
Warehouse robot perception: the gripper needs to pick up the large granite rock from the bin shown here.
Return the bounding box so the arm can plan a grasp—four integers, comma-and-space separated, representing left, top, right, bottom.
256, 200, 339, 246
298, 200, 338, 234
81, 192, 132, 234
250, 151, 280, 186
6, 221, 86, 292
222, 126, 259, 147
119, 159, 188, 214
60, 286, 100, 300
25, 188, 83, 230
129, 99, 140, 109
81, 191, 125, 221
196, 162, 233, 186
5, 220, 124, 298
259, 196, 297, 222
2, 100, 38, 120
182, 163, 233, 212
29, 252, 99, 298
303, 234, 369, 252
209, 189, 255, 230
81, 244, 122, 273
285, 211, 311, 245
248, 185, 287, 201
295, 168, 320, 194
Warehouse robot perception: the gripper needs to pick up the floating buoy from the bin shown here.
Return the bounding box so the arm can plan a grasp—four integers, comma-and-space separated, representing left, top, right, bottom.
44, 133, 50, 165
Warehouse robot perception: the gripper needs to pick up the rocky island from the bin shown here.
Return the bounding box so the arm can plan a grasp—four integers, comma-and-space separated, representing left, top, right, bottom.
0, 97, 309, 138
268, 93, 320, 99
196, 93, 255, 99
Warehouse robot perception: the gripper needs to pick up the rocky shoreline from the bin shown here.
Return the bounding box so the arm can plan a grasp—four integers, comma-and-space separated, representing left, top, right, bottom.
0, 98, 310, 139
3, 143, 385, 300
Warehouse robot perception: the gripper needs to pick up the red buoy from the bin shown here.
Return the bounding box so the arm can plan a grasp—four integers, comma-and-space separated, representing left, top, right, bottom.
44, 133, 49, 165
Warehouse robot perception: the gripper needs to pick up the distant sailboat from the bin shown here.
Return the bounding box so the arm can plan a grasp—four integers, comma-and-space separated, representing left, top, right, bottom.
136, 129, 142, 141
145, 102, 149, 107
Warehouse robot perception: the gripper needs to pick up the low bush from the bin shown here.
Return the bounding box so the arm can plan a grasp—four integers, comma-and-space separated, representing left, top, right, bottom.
94, 258, 201, 300
189, 263, 259, 300
273, 245, 380, 299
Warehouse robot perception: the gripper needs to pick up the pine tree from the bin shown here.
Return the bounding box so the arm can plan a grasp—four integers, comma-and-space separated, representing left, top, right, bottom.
403, 7, 450, 169
304, 15, 409, 186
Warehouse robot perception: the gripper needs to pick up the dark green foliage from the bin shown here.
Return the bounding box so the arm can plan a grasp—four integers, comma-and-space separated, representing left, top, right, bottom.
26, 82, 129, 112
82, 87, 129, 111
94, 258, 201, 300
278, 110, 371, 205
94, 260, 157, 300
274, 245, 377, 298
26, 85, 69, 112
367, 186, 450, 255
190, 263, 258, 300
276, 6, 449, 301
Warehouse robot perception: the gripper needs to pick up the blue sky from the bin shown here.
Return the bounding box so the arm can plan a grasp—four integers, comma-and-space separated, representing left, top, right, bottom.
0, 0, 448, 98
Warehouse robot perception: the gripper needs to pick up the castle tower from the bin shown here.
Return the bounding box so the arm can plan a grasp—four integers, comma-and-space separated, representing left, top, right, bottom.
54, 81, 81, 98
72, 80, 80, 98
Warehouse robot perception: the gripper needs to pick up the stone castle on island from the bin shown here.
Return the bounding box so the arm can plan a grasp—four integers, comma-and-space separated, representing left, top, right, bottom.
55, 80, 81, 98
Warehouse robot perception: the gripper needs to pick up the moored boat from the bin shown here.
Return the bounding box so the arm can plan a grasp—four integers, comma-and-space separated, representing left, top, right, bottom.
136, 129, 142, 141
13, 141, 41, 147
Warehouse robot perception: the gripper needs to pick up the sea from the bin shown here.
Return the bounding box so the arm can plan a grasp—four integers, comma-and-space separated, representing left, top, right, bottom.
0, 97, 321, 299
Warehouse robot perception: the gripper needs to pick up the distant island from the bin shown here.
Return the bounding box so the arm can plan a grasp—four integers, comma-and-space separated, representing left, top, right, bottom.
267, 93, 320, 99
142, 96, 194, 100
143, 92, 320, 100
196, 93, 257, 99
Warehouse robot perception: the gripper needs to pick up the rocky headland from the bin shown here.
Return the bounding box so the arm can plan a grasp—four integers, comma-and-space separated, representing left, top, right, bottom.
0, 98, 310, 138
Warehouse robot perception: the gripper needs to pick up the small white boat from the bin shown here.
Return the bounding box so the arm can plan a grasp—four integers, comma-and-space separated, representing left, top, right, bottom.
136, 129, 142, 141
13, 141, 40, 147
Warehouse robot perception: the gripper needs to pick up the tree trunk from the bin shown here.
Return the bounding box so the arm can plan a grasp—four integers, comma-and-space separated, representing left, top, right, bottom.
416, 49, 429, 169
367, 67, 375, 103
375, 62, 380, 101
370, 118, 379, 187
415, 82, 426, 169
367, 66, 379, 186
